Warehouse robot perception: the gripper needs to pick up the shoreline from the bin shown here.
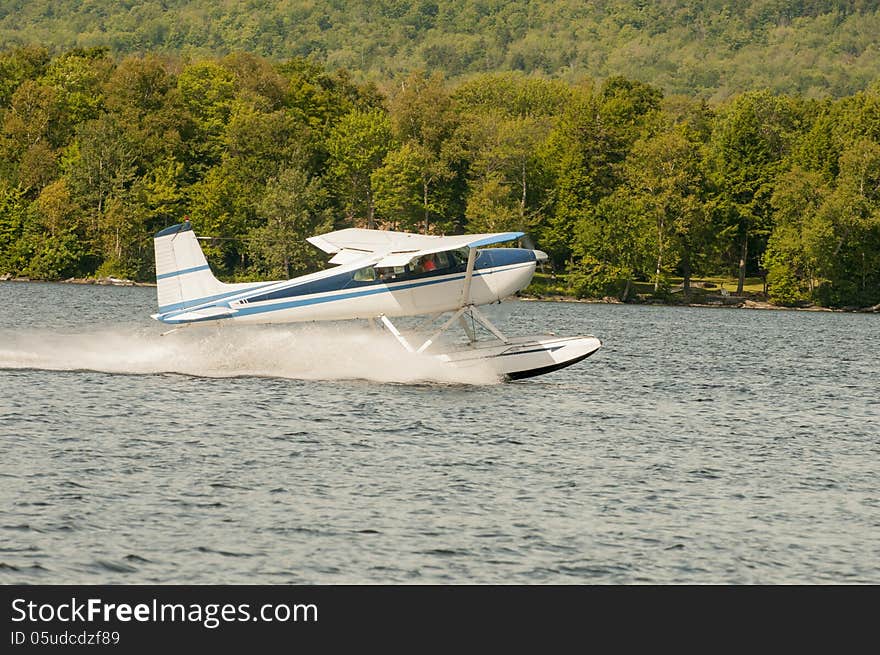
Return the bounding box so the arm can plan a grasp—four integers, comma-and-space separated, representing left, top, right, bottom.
517, 292, 880, 314
1, 276, 877, 313
0, 275, 156, 287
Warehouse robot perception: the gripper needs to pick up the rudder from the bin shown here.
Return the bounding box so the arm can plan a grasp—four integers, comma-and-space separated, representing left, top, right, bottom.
153, 221, 227, 313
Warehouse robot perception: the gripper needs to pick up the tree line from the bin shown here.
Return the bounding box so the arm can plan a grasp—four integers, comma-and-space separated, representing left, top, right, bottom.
0, 46, 878, 308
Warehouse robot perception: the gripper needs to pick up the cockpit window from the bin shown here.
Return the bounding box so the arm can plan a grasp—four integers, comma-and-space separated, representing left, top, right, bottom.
450, 247, 471, 266
376, 265, 406, 281
412, 250, 462, 274
433, 251, 451, 269
367, 248, 474, 284
353, 266, 377, 282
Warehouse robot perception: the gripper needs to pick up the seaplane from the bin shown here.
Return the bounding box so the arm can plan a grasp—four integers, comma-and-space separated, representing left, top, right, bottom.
151, 220, 601, 380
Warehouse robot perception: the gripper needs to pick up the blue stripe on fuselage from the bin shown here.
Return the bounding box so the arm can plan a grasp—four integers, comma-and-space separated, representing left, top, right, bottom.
242, 247, 536, 305
157, 260, 535, 323
157, 288, 266, 313
232, 269, 483, 317
156, 248, 537, 323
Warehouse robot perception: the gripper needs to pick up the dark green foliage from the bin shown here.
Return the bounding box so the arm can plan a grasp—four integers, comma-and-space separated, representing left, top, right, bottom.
0, 45, 51, 107
248, 166, 333, 279
567, 256, 633, 301
0, 46, 877, 309
0, 182, 28, 273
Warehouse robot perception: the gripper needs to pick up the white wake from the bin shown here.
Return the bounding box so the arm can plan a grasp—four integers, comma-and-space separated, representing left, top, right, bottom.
0, 324, 501, 385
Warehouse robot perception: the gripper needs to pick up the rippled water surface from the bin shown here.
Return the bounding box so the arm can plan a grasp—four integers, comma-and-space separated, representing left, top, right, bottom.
1, 281, 878, 583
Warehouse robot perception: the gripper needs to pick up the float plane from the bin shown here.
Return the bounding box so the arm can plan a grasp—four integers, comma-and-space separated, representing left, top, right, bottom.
151, 220, 601, 380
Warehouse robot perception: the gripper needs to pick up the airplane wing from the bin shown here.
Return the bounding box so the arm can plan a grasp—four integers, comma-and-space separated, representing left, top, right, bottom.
373, 232, 524, 267
307, 228, 439, 254
307, 228, 525, 267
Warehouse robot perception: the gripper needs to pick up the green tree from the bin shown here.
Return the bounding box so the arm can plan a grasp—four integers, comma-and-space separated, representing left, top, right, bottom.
3, 5, 880, 99
131, 157, 186, 233
570, 189, 654, 300
22, 179, 85, 279
39, 47, 111, 145
454, 72, 576, 243
545, 78, 662, 265
18, 141, 57, 191
103, 54, 190, 172
186, 162, 252, 276
624, 128, 710, 293
222, 51, 287, 111
96, 194, 150, 279
388, 71, 459, 233
811, 139, 880, 306
464, 171, 521, 233
279, 57, 383, 131
0, 45, 50, 107
223, 103, 305, 187
371, 142, 425, 231
249, 166, 332, 279
177, 60, 236, 171
764, 167, 828, 305
62, 115, 137, 235
0, 182, 28, 273
1, 80, 56, 158
326, 107, 392, 228
461, 111, 553, 235
708, 90, 800, 293
453, 72, 573, 118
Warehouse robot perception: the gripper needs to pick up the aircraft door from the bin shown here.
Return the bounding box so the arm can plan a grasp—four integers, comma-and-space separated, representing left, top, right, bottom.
376, 265, 417, 315
412, 250, 460, 313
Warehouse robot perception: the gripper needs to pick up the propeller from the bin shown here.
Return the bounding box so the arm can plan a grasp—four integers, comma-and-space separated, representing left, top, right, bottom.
519, 234, 548, 273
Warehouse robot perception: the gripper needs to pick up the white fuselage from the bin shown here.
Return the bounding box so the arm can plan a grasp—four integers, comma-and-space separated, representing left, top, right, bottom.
156, 253, 538, 325
225, 259, 536, 325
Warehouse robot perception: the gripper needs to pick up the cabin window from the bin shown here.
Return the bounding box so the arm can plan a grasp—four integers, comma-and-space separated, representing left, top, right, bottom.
376, 266, 406, 281
411, 251, 455, 274
411, 252, 441, 273
372, 249, 470, 283
353, 266, 377, 282
450, 247, 471, 267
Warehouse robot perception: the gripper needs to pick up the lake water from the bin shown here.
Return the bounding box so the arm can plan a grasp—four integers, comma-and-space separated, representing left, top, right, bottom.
0, 281, 877, 584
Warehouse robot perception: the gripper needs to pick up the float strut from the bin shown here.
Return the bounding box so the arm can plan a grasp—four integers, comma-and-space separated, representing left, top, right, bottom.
379, 315, 415, 353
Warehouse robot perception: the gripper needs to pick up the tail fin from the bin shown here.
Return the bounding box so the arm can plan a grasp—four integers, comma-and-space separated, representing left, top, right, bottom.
153, 221, 228, 313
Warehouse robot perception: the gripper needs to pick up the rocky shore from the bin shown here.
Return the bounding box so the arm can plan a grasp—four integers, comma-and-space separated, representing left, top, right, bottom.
519, 291, 880, 313
0, 274, 155, 287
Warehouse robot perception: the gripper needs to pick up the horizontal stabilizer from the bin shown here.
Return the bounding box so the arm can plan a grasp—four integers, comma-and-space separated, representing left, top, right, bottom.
158, 306, 236, 324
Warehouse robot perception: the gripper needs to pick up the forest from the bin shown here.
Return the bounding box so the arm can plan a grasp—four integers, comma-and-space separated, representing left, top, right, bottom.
0, 45, 878, 308
1, 1, 879, 100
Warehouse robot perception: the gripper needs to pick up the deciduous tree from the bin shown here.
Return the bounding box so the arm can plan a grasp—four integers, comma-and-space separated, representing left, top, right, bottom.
326, 107, 392, 228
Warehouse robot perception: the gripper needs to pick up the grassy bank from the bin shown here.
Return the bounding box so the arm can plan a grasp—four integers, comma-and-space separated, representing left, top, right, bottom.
523, 272, 769, 305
